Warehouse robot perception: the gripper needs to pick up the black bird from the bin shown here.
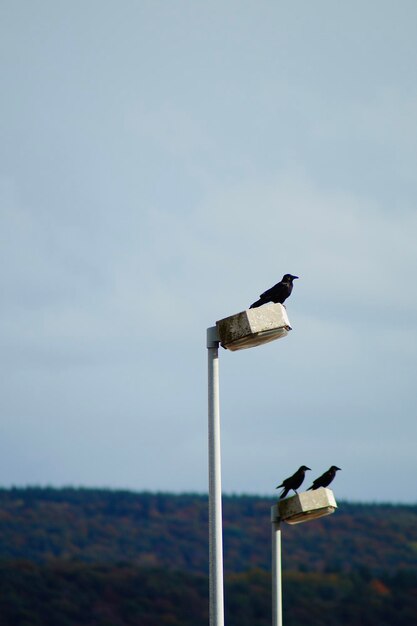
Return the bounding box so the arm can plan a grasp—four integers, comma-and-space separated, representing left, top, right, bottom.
307, 466, 341, 490
250, 274, 299, 308
276, 465, 311, 500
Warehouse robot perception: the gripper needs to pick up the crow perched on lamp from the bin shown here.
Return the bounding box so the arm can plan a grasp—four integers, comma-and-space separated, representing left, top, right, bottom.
276, 465, 311, 500
250, 274, 299, 308
307, 466, 341, 490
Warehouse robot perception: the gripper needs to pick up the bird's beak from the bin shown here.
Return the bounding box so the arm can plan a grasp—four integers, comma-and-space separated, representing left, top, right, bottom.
306, 467, 311, 471
336, 467, 342, 471
292, 275, 299, 279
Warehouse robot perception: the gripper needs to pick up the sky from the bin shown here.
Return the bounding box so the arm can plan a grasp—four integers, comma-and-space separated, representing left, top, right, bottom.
1, 1, 417, 503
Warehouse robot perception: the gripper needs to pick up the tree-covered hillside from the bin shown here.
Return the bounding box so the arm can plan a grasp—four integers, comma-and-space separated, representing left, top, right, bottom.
0, 487, 416, 574
0, 488, 416, 626
0, 561, 416, 626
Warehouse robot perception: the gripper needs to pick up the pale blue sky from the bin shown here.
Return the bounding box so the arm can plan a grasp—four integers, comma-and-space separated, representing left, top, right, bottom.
1, 1, 417, 502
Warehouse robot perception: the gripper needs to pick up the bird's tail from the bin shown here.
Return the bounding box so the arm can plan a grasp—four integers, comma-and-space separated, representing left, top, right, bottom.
249, 300, 263, 309
279, 488, 289, 500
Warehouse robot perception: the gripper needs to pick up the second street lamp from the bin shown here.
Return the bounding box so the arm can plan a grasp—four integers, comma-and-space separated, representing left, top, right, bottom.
271, 488, 338, 626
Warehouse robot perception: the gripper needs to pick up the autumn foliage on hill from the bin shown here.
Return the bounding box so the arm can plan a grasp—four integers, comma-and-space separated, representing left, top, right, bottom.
0, 488, 416, 625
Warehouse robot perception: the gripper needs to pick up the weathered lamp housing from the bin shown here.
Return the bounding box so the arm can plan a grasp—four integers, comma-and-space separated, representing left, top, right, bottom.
273, 488, 337, 525
216, 303, 291, 351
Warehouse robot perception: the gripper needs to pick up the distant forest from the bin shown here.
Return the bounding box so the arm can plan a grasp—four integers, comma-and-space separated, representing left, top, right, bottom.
0, 488, 416, 625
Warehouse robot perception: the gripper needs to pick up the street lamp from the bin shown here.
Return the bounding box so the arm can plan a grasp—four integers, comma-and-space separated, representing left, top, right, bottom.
271, 488, 338, 626
207, 303, 292, 626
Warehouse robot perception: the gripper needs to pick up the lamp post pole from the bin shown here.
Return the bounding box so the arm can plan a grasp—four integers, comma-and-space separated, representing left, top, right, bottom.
207, 326, 224, 626
271, 504, 283, 626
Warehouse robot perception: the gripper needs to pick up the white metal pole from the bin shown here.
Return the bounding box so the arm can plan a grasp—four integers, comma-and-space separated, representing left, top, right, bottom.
271, 504, 283, 626
207, 326, 224, 626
